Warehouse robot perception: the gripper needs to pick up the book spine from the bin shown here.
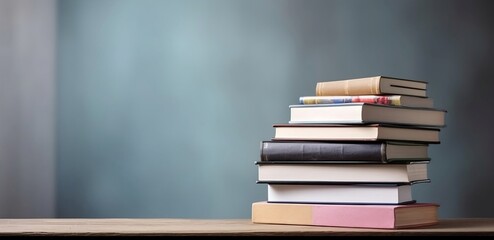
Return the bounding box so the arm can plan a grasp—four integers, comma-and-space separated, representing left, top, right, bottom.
316, 77, 381, 96
260, 141, 385, 162
299, 95, 401, 105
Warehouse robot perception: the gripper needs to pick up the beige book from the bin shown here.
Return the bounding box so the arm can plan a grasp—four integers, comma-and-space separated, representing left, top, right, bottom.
316, 76, 427, 97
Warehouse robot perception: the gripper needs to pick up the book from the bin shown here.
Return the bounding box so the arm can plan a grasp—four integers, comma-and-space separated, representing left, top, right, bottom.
315, 76, 427, 97
260, 141, 429, 163
251, 201, 439, 229
267, 184, 415, 204
289, 103, 446, 127
273, 124, 440, 143
257, 161, 429, 184
299, 95, 434, 108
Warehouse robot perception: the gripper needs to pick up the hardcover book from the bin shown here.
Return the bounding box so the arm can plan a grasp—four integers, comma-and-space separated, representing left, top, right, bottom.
289, 103, 446, 127
260, 141, 429, 163
257, 161, 429, 184
267, 184, 416, 204
299, 95, 434, 108
315, 76, 427, 97
252, 201, 439, 229
273, 124, 440, 143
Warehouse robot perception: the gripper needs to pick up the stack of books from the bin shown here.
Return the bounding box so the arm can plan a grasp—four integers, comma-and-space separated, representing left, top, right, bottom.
252, 76, 447, 229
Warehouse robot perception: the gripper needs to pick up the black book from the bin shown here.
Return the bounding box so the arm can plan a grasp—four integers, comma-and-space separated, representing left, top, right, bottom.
260, 141, 429, 163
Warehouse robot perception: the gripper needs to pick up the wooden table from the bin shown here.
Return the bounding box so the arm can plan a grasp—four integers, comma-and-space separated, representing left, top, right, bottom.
0, 219, 492, 236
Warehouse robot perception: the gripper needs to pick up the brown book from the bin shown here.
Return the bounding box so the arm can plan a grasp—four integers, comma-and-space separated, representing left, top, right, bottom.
252, 201, 439, 229
316, 76, 427, 97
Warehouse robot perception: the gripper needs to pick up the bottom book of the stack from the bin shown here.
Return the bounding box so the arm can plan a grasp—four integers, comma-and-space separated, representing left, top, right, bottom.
251, 201, 439, 229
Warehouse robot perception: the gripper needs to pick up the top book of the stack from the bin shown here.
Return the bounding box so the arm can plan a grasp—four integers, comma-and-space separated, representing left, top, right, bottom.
316, 76, 427, 97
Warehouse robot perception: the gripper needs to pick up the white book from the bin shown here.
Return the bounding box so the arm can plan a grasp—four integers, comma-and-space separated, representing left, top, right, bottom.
289, 103, 446, 127
273, 124, 440, 143
257, 162, 429, 183
267, 184, 414, 204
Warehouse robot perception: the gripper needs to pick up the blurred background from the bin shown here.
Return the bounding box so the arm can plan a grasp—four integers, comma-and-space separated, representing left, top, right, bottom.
1, 0, 494, 218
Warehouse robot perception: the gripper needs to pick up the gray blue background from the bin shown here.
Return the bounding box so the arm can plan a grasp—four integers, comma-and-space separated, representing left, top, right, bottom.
55, 0, 494, 218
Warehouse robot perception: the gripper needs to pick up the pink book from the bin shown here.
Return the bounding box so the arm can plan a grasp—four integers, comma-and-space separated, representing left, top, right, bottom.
252, 201, 439, 229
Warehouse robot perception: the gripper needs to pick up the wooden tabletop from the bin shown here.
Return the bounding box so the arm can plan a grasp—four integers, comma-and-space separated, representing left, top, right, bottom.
0, 218, 492, 236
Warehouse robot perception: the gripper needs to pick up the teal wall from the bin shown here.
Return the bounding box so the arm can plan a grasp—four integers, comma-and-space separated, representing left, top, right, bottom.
57, 0, 494, 217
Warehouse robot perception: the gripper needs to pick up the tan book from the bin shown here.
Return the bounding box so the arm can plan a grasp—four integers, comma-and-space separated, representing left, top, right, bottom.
316, 76, 427, 97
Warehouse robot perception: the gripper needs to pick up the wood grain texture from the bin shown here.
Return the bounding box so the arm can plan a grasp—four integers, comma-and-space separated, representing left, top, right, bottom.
0, 219, 492, 236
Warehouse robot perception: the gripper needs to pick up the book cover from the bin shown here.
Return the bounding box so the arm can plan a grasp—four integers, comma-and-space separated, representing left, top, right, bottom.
252, 201, 439, 229
260, 141, 429, 163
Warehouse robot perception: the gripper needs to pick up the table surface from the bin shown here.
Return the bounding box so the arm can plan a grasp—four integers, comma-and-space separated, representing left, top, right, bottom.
0, 218, 493, 236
